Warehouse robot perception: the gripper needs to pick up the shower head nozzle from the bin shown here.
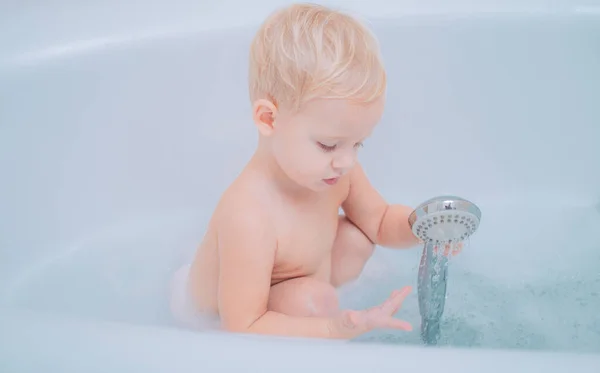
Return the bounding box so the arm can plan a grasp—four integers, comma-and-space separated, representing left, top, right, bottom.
408, 195, 481, 245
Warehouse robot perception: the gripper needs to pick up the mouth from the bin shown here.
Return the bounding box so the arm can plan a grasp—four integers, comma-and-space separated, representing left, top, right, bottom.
323, 177, 339, 185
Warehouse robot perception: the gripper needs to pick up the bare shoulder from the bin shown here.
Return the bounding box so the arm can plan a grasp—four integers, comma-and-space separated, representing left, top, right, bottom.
347, 161, 370, 187
339, 161, 370, 205
340, 161, 388, 242
212, 171, 277, 253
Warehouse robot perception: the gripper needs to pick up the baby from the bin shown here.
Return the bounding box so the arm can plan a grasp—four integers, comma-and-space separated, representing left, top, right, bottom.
170, 3, 452, 339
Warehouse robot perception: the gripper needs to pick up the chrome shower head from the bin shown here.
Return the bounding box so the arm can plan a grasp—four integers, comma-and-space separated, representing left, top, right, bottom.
408, 195, 482, 245
410, 195, 482, 345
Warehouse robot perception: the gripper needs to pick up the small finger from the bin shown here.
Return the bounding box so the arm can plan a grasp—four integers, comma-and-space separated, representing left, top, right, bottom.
443, 243, 451, 256
388, 286, 411, 314
452, 243, 463, 256
374, 287, 412, 316
387, 318, 413, 331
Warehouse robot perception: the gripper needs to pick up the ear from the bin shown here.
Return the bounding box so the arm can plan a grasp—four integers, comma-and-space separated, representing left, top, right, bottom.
252, 98, 278, 136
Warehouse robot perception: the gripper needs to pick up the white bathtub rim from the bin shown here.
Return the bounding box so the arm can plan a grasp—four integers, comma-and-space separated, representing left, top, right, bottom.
1, 9, 598, 72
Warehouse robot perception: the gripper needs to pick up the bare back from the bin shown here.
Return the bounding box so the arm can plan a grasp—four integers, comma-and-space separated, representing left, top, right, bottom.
187, 166, 350, 316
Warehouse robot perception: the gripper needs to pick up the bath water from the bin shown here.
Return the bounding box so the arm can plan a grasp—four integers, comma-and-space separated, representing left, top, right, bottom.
342, 201, 600, 353
5, 201, 600, 354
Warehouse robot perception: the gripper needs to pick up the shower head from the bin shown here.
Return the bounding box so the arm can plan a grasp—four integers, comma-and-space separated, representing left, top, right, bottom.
411, 195, 482, 345
408, 195, 482, 245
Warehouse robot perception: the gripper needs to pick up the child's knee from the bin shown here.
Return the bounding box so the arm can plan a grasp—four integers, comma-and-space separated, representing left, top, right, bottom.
337, 216, 375, 258
268, 277, 339, 317
331, 217, 376, 286
306, 280, 339, 316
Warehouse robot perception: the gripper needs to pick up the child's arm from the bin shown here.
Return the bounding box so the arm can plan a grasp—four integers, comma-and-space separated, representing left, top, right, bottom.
341, 162, 419, 249
216, 204, 337, 339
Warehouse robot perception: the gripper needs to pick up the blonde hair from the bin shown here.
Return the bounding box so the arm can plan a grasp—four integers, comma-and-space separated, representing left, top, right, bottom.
248, 3, 386, 111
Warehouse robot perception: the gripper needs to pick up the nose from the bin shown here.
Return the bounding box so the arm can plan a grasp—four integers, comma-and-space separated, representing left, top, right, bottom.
331, 151, 356, 174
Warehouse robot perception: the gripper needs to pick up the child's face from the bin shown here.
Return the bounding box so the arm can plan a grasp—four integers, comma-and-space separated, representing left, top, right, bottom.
272, 96, 385, 192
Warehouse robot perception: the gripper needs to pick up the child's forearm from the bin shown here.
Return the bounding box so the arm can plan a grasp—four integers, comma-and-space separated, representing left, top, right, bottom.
245, 311, 343, 339
376, 204, 420, 248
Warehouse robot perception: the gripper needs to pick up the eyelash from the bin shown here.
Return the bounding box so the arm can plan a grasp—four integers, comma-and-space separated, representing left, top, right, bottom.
318, 142, 336, 152
317, 142, 363, 153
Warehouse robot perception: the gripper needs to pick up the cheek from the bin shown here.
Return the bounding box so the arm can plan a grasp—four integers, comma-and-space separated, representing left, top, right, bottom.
272, 134, 301, 165
300, 142, 331, 166
281, 138, 331, 172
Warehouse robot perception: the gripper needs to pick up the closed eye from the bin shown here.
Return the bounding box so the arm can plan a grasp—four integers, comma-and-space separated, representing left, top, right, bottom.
317, 142, 336, 152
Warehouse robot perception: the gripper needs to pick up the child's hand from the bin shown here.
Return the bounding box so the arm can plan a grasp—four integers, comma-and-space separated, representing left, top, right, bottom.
433, 242, 463, 257
330, 286, 413, 339
416, 239, 464, 257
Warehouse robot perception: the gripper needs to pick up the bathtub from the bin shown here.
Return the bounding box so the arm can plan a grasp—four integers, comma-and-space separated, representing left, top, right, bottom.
1, 0, 600, 371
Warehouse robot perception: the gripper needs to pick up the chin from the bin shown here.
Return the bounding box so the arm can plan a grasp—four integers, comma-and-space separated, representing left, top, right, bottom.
289, 178, 324, 193
310, 180, 334, 192
277, 172, 321, 193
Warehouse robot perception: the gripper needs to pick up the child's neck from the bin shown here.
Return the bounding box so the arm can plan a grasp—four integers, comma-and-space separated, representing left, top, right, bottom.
249, 138, 318, 201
